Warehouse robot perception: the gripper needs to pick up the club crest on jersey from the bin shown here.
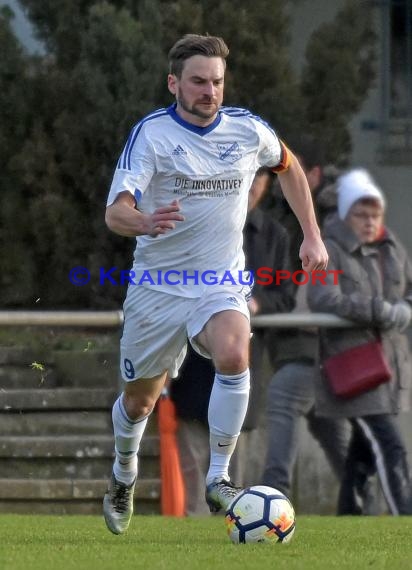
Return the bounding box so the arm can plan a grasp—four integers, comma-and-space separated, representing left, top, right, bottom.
217, 142, 242, 163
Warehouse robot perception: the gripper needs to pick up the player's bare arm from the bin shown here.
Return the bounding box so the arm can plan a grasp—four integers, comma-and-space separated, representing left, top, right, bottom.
105, 192, 185, 237
277, 154, 328, 271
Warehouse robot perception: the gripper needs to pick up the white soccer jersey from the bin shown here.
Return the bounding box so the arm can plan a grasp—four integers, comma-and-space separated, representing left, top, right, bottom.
107, 104, 286, 297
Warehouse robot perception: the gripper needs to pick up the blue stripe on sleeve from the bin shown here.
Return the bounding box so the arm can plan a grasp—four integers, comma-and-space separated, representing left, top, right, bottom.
118, 108, 168, 171
134, 189, 142, 204
221, 106, 277, 138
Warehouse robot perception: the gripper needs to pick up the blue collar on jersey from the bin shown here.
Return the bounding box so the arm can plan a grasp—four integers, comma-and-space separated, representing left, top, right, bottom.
167, 103, 222, 135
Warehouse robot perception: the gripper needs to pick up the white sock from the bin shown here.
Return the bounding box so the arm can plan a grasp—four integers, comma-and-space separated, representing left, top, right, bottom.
206, 369, 250, 485
112, 394, 149, 485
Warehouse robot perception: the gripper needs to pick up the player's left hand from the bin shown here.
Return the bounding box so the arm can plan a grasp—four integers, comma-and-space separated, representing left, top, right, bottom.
299, 234, 329, 272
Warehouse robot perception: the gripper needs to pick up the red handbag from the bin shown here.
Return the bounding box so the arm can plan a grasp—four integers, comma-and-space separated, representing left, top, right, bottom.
323, 340, 392, 399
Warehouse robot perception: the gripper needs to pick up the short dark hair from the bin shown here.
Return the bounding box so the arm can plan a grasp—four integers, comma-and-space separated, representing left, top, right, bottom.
168, 34, 229, 77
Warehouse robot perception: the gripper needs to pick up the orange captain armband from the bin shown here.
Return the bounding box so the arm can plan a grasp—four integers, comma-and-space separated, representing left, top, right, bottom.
271, 140, 292, 174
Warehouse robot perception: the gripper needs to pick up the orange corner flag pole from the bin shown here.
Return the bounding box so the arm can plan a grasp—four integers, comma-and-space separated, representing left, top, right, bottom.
157, 389, 186, 516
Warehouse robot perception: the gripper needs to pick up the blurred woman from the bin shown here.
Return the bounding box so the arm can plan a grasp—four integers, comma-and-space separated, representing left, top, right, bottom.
308, 168, 412, 515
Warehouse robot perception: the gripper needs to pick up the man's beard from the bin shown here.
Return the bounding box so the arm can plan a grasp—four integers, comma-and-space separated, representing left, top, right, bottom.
177, 94, 219, 120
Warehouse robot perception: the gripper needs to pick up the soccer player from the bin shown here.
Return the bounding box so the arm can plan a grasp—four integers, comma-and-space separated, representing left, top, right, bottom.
103, 33, 328, 534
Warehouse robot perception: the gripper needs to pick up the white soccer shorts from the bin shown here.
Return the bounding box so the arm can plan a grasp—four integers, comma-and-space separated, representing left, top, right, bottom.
119, 284, 250, 381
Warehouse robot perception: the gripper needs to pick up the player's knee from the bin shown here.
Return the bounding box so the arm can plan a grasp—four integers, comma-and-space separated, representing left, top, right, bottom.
123, 393, 156, 421
214, 345, 248, 374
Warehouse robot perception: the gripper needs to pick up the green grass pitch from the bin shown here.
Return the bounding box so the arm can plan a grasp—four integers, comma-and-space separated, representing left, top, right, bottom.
1, 514, 412, 570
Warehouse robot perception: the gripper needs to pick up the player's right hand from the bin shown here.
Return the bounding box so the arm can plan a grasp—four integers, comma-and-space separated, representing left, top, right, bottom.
146, 199, 185, 237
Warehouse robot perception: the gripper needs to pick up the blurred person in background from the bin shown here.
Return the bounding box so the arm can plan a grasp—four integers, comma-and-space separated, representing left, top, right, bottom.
308, 168, 412, 515
261, 135, 350, 500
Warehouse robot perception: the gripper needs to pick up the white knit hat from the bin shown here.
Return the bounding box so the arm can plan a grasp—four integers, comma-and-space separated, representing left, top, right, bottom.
337, 168, 386, 220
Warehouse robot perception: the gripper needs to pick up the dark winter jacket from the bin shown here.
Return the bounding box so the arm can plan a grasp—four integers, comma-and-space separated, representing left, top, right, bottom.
308, 215, 412, 418
266, 181, 337, 368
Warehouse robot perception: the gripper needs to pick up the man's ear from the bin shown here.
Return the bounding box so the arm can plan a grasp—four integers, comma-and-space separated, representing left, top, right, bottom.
168, 74, 177, 95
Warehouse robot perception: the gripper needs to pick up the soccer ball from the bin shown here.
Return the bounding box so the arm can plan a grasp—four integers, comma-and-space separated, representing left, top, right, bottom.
225, 485, 296, 544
